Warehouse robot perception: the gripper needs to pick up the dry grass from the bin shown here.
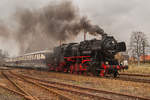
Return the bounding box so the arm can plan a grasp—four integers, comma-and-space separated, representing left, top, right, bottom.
122, 63, 150, 74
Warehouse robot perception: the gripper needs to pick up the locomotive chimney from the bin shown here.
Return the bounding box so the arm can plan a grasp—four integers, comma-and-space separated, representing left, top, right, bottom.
84, 30, 86, 41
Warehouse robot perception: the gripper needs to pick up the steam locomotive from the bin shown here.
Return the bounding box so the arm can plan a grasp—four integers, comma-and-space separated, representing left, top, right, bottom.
47, 34, 127, 77
5, 34, 127, 77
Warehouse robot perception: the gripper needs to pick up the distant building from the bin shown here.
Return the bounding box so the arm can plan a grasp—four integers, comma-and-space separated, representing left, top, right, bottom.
129, 55, 150, 63
140, 55, 150, 63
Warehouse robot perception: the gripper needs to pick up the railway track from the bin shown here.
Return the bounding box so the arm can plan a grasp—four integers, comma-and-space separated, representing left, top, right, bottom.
1, 71, 38, 100
116, 76, 150, 84
10, 71, 150, 100
120, 73, 150, 77
54, 71, 150, 84
2, 71, 74, 100
17, 69, 150, 85
10, 71, 111, 100
10, 68, 150, 86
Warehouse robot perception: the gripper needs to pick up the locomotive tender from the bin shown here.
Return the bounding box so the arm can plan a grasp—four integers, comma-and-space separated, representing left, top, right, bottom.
5, 34, 127, 77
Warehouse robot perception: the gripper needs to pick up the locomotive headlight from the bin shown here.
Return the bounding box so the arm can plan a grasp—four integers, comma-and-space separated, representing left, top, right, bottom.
112, 41, 115, 44
106, 61, 109, 65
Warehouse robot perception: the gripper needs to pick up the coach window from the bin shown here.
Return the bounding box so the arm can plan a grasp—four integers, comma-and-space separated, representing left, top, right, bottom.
37, 54, 39, 59
31, 55, 34, 60
34, 55, 35, 60
38, 54, 40, 59
34, 54, 36, 60
39, 54, 41, 59
33, 54, 35, 60
37, 54, 39, 60
32, 54, 34, 60
31, 55, 33, 60
37, 54, 40, 60
35, 54, 37, 60
42, 54, 45, 59
40, 54, 42, 59
34, 55, 36, 60
36, 54, 38, 60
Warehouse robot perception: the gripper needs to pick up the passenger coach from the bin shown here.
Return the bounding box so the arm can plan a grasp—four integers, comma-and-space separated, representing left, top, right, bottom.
5, 50, 51, 69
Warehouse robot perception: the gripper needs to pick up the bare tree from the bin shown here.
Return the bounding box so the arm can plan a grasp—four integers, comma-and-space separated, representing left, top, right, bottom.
129, 31, 149, 66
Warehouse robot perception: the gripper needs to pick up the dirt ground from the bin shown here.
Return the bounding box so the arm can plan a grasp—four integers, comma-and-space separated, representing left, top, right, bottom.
0, 86, 24, 100
0, 71, 25, 100
16, 69, 150, 99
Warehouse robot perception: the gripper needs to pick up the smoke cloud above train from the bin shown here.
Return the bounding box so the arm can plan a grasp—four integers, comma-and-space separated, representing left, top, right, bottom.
0, 1, 105, 55
16, 1, 104, 39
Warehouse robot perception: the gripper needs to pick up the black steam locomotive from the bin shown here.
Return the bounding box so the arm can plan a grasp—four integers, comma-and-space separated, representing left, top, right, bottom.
47, 34, 127, 77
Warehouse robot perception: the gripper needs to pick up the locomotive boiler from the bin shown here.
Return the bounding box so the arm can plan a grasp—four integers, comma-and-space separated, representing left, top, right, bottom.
47, 34, 127, 77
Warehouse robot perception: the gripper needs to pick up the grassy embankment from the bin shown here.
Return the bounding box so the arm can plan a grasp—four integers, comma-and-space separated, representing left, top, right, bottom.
122, 63, 150, 74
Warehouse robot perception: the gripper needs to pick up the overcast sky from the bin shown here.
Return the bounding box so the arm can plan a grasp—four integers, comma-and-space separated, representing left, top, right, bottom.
0, 0, 150, 56
76, 0, 150, 41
